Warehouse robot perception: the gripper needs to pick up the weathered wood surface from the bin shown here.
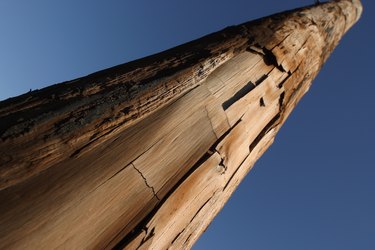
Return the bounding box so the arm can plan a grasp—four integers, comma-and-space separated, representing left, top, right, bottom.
0, 0, 361, 249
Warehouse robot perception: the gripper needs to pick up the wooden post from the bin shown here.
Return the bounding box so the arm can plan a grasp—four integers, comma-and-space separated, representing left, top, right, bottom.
0, 0, 361, 249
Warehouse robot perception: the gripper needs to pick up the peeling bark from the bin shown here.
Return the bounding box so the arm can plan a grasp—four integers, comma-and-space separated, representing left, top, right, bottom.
0, 0, 361, 249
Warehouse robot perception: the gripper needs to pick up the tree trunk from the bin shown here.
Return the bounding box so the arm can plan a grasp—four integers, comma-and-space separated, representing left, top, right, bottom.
0, 0, 361, 249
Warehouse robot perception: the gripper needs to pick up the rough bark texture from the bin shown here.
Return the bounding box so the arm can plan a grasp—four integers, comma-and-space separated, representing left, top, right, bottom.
0, 0, 361, 249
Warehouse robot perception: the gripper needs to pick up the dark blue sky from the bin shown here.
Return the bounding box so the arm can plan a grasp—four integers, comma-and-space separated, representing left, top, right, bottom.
1, 1, 374, 249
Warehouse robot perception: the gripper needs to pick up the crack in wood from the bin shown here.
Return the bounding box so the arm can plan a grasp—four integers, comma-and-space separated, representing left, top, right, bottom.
132, 164, 160, 201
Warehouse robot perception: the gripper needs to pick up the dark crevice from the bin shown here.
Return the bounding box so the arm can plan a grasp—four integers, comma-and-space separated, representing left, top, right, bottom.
247, 45, 265, 56
249, 114, 280, 152
222, 81, 256, 110
263, 48, 286, 72
221, 59, 275, 111
252, 38, 292, 72
262, 48, 278, 66
254, 74, 268, 86
260, 97, 266, 107
136, 227, 155, 250
171, 228, 185, 245
248, 43, 286, 73
277, 73, 291, 88
184, 234, 193, 245
217, 157, 227, 174
279, 92, 285, 108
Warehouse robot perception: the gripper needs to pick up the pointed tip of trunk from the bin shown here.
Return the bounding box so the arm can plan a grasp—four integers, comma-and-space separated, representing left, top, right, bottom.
333, 0, 363, 31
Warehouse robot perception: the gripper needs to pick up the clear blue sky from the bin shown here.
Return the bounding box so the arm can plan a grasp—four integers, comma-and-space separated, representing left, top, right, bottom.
1, 0, 374, 249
